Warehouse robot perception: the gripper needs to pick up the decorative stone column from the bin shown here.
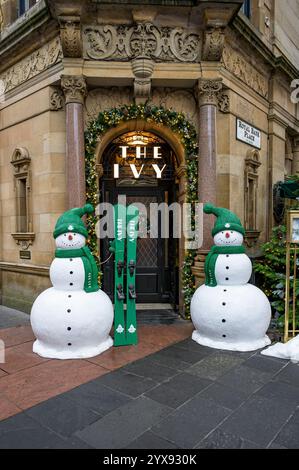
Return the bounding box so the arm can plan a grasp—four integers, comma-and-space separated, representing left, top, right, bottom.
198, 78, 223, 249
61, 75, 87, 209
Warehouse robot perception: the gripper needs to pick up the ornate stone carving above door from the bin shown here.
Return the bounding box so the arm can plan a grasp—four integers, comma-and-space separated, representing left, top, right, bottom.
151, 88, 199, 128
84, 87, 131, 126
83, 23, 202, 63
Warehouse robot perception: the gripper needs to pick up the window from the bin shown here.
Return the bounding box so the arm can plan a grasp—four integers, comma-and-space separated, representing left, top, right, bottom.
241, 0, 251, 18
11, 147, 35, 247
18, 0, 38, 18
17, 178, 27, 233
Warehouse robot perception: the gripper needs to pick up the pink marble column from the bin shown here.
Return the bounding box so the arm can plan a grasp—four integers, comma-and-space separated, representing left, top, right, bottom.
198, 78, 222, 250
61, 75, 87, 209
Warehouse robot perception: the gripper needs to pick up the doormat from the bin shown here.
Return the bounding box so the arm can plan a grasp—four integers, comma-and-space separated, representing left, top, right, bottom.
136, 309, 182, 325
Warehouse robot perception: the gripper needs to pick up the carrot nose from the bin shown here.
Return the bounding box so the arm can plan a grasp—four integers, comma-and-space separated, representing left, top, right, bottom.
68, 234, 73, 241
225, 232, 230, 239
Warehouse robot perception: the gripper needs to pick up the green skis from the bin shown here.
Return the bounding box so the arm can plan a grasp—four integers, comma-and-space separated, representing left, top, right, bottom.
110, 204, 139, 347
126, 204, 138, 345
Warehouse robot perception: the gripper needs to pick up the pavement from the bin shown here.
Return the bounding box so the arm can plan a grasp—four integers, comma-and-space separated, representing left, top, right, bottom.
0, 307, 298, 449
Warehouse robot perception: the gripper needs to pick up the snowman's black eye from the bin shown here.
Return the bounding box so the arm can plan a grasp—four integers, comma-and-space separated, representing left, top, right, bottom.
73, 233, 76, 236
231, 231, 233, 234
64, 234, 66, 237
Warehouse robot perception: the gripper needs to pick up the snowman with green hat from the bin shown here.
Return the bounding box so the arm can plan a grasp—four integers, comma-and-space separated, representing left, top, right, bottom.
31, 204, 113, 359
191, 203, 271, 352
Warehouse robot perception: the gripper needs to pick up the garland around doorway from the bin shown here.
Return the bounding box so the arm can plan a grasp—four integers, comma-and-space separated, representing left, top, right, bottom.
85, 104, 198, 316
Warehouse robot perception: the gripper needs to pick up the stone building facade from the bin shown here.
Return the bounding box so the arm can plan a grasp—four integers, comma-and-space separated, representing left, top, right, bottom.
0, 0, 298, 315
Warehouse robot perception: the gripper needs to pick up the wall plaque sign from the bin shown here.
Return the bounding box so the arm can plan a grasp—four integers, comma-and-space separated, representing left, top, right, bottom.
20, 250, 31, 260
236, 118, 261, 149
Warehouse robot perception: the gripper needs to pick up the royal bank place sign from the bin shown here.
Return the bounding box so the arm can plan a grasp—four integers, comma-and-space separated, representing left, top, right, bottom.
236, 118, 261, 150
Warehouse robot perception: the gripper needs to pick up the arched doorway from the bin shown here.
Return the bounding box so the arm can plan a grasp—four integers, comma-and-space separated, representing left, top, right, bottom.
100, 130, 179, 307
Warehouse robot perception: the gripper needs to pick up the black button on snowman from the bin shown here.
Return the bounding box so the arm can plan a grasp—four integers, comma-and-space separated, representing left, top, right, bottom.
191, 203, 271, 352
30, 204, 114, 359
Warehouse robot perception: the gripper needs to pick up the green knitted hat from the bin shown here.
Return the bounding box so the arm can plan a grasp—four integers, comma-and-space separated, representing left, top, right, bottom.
53, 204, 94, 239
204, 203, 245, 237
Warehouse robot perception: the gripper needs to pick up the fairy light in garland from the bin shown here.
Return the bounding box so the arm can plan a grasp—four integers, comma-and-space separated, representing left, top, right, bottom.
85, 104, 199, 318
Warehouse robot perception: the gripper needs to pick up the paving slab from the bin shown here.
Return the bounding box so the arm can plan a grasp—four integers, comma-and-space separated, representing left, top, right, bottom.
152, 395, 230, 449
198, 382, 248, 411
187, 352, 245, 381
243, 354, 287, 375
0, 413, 67, 449
126, 431, 178, 449
123, 357, 178, 382
75, 396, 172, 449
217, 364, 273, 395
272, 410, 299, 449
144, 373, 212, 408
276, 363, 299, 388
219, 395, 296, 447
96, 369, 157, 397
25, 396, 101, 437
59, 380, 132, 416
255, 379, 299, 406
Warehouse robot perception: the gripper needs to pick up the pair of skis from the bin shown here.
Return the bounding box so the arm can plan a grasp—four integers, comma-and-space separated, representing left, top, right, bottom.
110, 204, 138, 346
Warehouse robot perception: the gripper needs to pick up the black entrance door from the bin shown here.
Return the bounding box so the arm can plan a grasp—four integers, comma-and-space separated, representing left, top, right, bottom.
101, 185, 177, 304
100, 130, 178, 306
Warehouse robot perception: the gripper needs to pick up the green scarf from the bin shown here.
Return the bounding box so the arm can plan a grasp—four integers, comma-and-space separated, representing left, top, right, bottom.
205, 245, 246, 287
55, 246, 99, 293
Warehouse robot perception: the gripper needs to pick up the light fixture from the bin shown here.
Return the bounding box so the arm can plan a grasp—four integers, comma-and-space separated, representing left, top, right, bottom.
129, 133, 149, 146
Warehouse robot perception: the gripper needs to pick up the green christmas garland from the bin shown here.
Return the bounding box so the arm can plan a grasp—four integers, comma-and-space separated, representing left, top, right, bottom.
85, 104, 198, 316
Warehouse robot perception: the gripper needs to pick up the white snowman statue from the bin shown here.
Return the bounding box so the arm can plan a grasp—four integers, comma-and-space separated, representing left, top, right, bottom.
191, 203, 271, 352
31, 204, 114, 359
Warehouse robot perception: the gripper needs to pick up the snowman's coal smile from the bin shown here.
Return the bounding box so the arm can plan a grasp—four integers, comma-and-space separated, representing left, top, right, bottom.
220, 238, 239, 245
60, 240, 83, 248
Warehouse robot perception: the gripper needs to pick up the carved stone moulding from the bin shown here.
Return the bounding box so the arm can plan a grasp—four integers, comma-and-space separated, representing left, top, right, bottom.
59, 15, 82, 58
202, 27, 225, 61
11, 147, 30, 175
0, 38, 63, 95
61, 75, 87, 105
50, 87, 64, 111
217, 91, 230, 113
131, 56, 155, 102
198, 78, 223, 107
84, 87, 131, 125
222, 44, 268, 99
151, 88, 198, 128
11, 233, 35, 250
83, 23, 201, 63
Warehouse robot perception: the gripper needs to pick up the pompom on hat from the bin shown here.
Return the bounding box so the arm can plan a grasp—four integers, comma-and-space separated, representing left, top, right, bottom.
53, 204, 94, 239
204, 203, 245, 237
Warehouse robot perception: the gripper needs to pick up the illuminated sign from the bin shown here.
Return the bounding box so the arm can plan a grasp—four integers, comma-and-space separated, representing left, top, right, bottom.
113, 145, 167, 179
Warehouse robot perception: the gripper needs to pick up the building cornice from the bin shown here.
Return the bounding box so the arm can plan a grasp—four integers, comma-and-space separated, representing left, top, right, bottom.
0, 0, 58, 74
232, 14, 299, 80
0, 262, 49, 276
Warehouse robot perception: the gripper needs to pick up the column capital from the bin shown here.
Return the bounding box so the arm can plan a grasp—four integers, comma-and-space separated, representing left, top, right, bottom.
61, 75, 87, 105
197, 78, 223, 107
